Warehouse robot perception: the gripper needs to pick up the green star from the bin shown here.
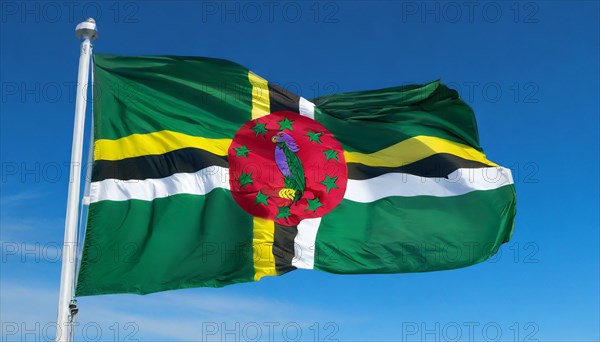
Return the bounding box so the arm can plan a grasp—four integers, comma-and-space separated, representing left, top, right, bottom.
305, 197, 323, 212
234, 145, 251, 158
275, 206, 291, 220
278, 117, 295, 131
321, 174, 339, 193
323, 149, 339, 161
255, 191, 269, 206
251, 121, 268, 136
238, 172, 253, 187
306, 131, 323, 144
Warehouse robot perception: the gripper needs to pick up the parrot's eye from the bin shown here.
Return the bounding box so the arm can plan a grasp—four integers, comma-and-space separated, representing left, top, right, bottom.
277, 132, 284, 137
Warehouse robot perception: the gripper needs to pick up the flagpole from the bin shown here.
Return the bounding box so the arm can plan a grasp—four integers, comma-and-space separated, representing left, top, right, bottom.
56, 18, 98, 342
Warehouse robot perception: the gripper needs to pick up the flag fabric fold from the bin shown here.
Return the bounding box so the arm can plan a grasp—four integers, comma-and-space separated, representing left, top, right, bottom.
76, 54, 516, 296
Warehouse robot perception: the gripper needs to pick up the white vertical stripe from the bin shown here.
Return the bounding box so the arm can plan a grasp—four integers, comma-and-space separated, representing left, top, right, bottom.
292, 217, 321, 269
299, 97, 315, 119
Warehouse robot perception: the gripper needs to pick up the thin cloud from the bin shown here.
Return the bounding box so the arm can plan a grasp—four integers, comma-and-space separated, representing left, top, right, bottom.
1, 281, 353, 341
0, 191, 50, 207
0, 217, 64, 241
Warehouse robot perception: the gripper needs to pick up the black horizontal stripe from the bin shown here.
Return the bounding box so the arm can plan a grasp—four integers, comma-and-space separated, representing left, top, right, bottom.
93, 149, 489, 183
268, 83, 300, 114
273, 223, 297, 275
92, 147, 228, 182
347, 153, 492, 180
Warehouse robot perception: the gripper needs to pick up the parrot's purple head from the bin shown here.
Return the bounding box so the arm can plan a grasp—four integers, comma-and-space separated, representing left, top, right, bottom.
271, 132, 299, 152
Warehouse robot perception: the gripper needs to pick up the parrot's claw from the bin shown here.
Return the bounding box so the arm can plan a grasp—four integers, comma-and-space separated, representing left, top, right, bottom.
278, 188, 296, 200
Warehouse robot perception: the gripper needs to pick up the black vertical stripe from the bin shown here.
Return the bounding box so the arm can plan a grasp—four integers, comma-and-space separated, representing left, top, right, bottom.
268, 83, 300, 114
273, 223, 298, 274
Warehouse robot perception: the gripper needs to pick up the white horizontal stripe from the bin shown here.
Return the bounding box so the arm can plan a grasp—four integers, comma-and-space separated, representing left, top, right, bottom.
299, 97, 315, 119
89, 167, 230, 203
90, 166, 512, 204
89, 164, 513, 272
292, 218, 321, 270
344, 167, 514, 203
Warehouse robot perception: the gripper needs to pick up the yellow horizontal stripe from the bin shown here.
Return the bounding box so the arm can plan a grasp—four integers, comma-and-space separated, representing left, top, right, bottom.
344, 136, 497, 167
252, 217, 277, 281
248, 71, 270, 120
94, 130, 231, 161
94, 129, 494, 172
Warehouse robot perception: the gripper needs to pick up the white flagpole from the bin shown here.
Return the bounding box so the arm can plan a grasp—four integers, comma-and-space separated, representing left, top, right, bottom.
56, 18, 98, 342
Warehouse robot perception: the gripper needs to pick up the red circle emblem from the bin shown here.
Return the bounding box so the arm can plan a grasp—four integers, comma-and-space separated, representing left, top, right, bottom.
228, 111, 347, 226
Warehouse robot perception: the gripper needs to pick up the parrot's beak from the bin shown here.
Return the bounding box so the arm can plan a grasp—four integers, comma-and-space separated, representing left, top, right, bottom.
271, 136, 277, 143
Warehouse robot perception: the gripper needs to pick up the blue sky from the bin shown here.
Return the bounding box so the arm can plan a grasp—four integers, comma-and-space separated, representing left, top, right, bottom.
1, 1, 598, 341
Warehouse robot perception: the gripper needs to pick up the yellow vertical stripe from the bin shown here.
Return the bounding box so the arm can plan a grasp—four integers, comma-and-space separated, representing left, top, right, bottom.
248, 72, 270, 120
252, 217, 278, 281
249, 71, 277, 280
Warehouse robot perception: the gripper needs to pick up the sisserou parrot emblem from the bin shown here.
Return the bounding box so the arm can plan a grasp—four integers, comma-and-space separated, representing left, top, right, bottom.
271, 131, 306, 202
228, 111, 347, 226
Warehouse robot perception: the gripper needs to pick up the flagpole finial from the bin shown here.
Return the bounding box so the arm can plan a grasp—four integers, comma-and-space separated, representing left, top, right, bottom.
75, 18, 98, 41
